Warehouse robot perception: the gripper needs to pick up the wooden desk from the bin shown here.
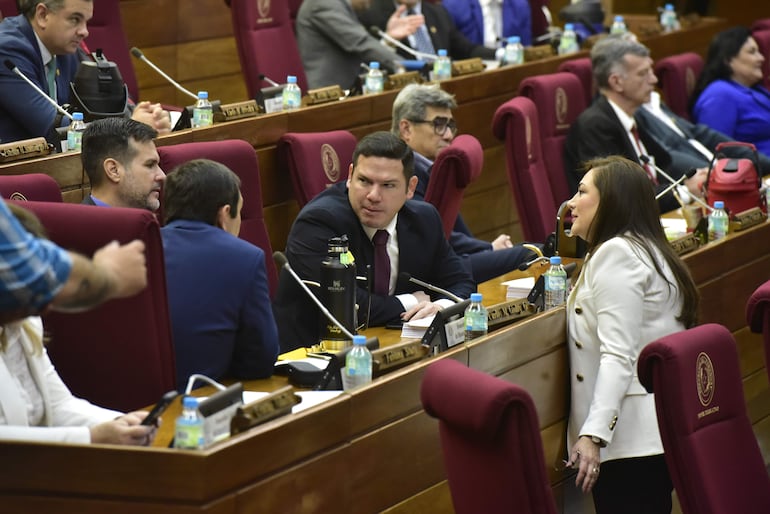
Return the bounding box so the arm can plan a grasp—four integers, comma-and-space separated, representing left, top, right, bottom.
0, 17, 729, 252
3, 219, 767, 514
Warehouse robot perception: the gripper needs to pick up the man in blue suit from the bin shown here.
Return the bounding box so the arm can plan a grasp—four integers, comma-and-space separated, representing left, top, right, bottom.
161, 159, 279, 390
0, 0, 169, 146
273, 132, 474, 351
442, 0, 533, 48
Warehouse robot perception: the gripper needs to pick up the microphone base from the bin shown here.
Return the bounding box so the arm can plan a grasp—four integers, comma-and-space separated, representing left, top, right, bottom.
320, 339, 352, 352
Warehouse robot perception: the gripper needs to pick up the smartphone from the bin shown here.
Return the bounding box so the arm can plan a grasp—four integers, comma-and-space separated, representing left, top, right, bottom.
141, 390, 178, 426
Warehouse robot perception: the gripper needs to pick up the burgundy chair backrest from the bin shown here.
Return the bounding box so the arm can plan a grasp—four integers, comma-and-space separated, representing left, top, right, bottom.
425, 134, 483, 239
751, 29, 770, 91
10, 201, 176, 412
0, 174, 63, 202
157, 139, 278, 297
421, 359, 558, 514
288, 0, 303, 29
83, 0, 139, 101
746, 279, 770, 380
529, 0, 550, 40
492, 96, 556, 243
229, 0, 308, 99
518, 72, 585, 208
638, 323, 770, 514
751, 18, 770, 33
653, 52, 703, 121
0, 0, 18, 18
277, 130, 357, 207
557, 57, 593, 108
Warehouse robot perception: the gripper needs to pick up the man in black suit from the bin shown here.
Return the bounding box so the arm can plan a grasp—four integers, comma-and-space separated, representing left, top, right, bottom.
564, 37, 707, 213
357, 0, 497, 62
272, 131, 475, 351
80, 117, 165, 211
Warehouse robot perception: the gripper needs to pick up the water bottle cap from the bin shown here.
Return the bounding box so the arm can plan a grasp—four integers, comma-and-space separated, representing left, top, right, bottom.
508, 36, 520, 44
369, 61, 380, 69
353, 335, 366, 346
72, 112, 84, 121
564, 23, 574, 30
713, 201, 725, 209
665, 3, 674, 9
614, 15, 624, 22
470, 292, 483, 302
197, 91, 208, 99
182, 396, 198, 409
437, 49, 448, 57
550, 256, 562, 265
287, 75, 297, 83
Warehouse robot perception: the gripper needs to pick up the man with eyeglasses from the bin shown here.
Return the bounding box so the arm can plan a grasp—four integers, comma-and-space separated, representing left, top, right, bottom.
0, 0, 170, 147
392, 84, 535, 283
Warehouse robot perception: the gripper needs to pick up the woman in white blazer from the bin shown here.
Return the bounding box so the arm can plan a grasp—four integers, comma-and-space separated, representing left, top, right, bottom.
0, 317, 156, 445
563, 157, 699, 514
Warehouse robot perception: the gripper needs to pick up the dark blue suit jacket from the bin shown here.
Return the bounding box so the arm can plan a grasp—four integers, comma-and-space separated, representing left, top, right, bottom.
0, 15, 80, 145
441, 0, 533, 46
272, 182, 475, 351
162, 220, 279, 390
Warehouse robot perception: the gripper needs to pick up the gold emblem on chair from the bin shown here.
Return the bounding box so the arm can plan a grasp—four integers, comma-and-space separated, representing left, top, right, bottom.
9, 192, 28, 201
321, 144, 341, 183
696, 351, 715, 407
257, 0, 273, 23
555, 87, 569, 129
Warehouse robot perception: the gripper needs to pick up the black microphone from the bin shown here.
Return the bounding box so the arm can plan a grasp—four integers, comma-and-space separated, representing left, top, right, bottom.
4, 59, 74, 122
398, 272, 463, 303
258, 73, 281, 87
368, 26, 437, 61
273, 251, 356, 340
517, 255, 550, 271
129, 47, 198, 101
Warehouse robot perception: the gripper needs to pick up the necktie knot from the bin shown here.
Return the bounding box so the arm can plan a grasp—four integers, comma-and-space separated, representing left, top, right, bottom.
373, 229, 389, 246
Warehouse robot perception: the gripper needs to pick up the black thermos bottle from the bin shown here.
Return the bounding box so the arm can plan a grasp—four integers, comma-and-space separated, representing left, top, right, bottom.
319, 235, 357, 350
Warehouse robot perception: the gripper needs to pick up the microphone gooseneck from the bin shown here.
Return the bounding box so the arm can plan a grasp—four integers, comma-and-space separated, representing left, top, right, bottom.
368, 26, 438, 62
130, 46, 198, 101
258, 73, 281, 87
397, 272, 463, 303
641, 156, 713, 212
5, 59, 74, 121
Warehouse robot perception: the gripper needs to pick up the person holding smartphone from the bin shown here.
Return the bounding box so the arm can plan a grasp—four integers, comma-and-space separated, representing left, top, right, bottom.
0, 204, 156, 446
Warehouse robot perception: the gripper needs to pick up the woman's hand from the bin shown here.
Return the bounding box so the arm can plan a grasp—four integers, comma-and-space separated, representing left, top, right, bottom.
565, 435, 602, 493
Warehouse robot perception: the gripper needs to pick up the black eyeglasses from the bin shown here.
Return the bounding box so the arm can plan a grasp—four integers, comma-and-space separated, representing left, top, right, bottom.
409, 116, 458, 136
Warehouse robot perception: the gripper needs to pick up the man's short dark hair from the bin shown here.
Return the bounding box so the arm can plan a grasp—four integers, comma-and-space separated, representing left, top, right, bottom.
81, 117, 157, 187
19, 0, 91, 18
162, 159, 241, 226
351, 131, 414, 183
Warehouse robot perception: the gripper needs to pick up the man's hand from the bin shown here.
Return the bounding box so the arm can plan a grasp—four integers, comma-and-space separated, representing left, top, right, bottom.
386, 4, 424, 40
92, 240, 148, 300
90, 410, 156, 446
684, 167, 708, 197
131, 101, 171, 134
401, 290, 443, 321
491, 234, 513, 251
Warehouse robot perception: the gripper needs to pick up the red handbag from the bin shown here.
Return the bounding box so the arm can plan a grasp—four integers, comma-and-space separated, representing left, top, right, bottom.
704, 142, 764, 216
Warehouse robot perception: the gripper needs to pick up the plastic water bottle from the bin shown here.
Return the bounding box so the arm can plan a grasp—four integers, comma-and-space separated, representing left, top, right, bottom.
66, 112, 86, 152
544, 256, 567, 310
708, 200, 729, 242
365, 61, 384, 95
610, 15, 628, 35
464, 292, 488, 342
174, 396, 204, 450
345, 335, 372, 389
660, 4, 680, 33
433, 49, 452, 81
192, 91, 213, 128
504, 36, 525, 65
558, 24, 580, 55
282, 75, 302, 111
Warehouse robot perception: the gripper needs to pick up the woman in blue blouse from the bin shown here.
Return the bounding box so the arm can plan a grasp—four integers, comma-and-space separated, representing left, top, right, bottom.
690, 26, 770, 156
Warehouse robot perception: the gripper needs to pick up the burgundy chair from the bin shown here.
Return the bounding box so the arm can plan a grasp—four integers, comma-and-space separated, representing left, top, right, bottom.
83, 0, 140, 101
425, 134, 484, 239
11, 201, 176, 412
751, 18, 770, 33
638, 324, 770, 514
0, 174, 63, 202
0, 0, 17, 18
157, 139, 278, 297
557, 57, 594, 108
517, 72, 586, 208
653, 52, 703, 121
288, 0, 303, 31
492, 96, 556, 243
529, 0, 551, 41
420, 359, 558, 514
752, 29, 770, 91
229, 0, 308, 100
746, 279, 770, 380
277, 130, 357, 207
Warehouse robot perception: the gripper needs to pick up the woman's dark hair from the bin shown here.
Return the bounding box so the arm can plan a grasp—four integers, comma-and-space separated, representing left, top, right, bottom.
580, 156, 699, 328
689, 26, 753, 114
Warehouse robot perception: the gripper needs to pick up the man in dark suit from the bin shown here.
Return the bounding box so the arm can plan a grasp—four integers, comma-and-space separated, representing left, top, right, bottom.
0, 0, 169, 146
358, 0, 497, 62
80, 117, 165, 211
392, 83, 535, 283
564, 37, 708, 213
273, 131, 475, 351
161, 159, 279, 390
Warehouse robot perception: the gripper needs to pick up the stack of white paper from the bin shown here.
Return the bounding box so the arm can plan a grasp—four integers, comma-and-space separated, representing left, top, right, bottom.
502, 277, 535, 299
